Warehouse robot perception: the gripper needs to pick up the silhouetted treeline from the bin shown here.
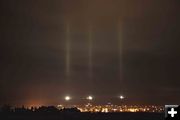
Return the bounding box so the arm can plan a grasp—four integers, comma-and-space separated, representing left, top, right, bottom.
0, 105, 80, 113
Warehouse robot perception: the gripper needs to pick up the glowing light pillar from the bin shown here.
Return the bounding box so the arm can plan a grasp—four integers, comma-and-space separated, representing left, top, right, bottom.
88, 25, 93, 80
65, 23, 71, 79
118, 21, 124, 94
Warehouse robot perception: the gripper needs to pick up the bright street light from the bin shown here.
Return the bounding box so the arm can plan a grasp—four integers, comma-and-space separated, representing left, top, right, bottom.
86, 96, 93, 100
65, 96, 71, 101
119, 95, 125, 100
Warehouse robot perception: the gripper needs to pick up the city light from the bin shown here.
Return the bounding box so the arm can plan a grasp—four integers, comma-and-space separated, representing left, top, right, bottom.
57, 104, 164, 113
86, 96, 93, 100
119, 95, 125, 100
65, 96, 71, 101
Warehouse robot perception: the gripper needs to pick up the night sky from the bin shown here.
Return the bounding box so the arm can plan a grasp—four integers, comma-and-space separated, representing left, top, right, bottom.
0, 0, 180, 106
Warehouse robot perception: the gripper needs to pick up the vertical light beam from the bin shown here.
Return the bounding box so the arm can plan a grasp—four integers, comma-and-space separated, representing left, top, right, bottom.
66, 23, 71, 77
118, 21, 124, 94
88, 25, 93, 80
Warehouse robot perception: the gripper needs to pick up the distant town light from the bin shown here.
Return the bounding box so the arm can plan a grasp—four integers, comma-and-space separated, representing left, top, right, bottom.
65, 96, 71, 101
87, 96, 93, 100
119, 95, 125, 100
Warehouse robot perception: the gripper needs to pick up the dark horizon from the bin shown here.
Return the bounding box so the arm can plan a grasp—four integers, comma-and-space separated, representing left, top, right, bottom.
0, 105, 164, 120
0, 0, 180, 106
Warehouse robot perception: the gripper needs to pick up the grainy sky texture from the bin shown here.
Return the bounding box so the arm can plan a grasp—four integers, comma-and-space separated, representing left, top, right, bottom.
0, 0, 180, 106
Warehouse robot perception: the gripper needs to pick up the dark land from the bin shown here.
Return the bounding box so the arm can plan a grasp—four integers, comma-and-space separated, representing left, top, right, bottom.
0, 105, 164, 120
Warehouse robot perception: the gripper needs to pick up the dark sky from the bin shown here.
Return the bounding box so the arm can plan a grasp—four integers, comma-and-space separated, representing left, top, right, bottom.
0, 0, 180, 106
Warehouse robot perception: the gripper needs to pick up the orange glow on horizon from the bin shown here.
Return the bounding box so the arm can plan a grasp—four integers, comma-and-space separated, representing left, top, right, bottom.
25, 100, 45, 107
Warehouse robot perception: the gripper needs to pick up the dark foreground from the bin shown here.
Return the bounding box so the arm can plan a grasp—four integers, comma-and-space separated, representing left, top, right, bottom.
0, 112, 163, 120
